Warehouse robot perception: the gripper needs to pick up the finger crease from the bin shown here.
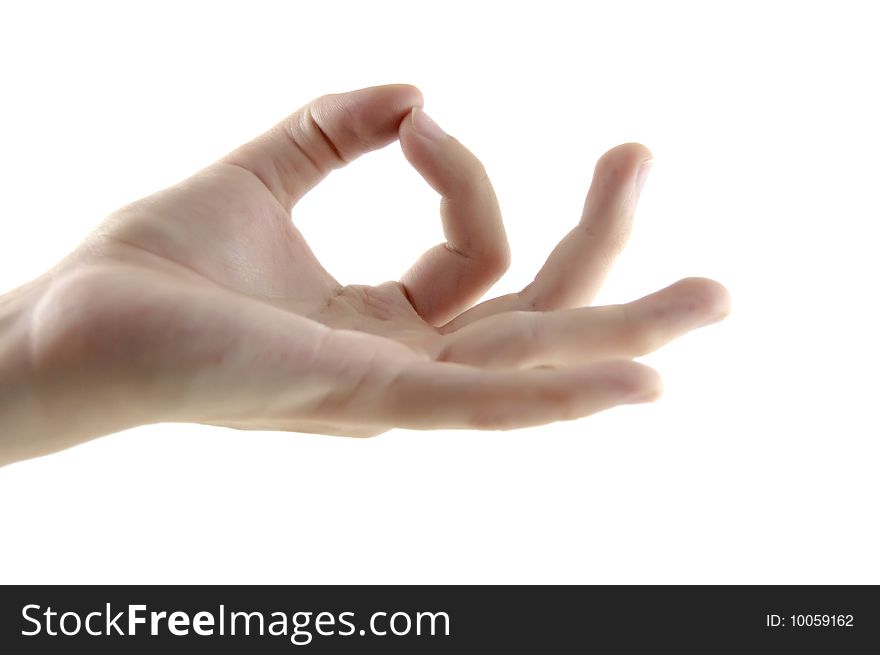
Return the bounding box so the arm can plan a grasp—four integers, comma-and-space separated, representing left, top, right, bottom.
444, 242, 472, 260
306, 106, 346, 167
283, 119, 324, 177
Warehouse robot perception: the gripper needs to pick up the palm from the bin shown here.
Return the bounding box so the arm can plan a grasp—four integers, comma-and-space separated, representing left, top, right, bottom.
58, 84, 727, 439
108, 160, 442, 349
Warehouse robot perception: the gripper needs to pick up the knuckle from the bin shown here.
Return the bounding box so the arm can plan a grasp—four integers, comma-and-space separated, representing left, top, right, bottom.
481, 242, 511, 278
472, 161, 490, 185
452, 158, 490, 193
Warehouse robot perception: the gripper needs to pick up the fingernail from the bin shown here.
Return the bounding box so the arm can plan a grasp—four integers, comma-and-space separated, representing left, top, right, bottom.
635, 159, 653, 193
412, 107, 446, 140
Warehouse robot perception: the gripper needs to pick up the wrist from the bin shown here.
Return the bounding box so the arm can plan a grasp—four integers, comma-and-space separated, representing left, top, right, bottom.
0, 277, 49, 465
1, 269, 144, 465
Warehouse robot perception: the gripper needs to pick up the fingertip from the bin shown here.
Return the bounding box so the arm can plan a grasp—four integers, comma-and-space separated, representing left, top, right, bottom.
596, 142, 653, 172
358, 83, 424, 109
386, 83, 425, 107
580, 141, 654, 234
390, 85, 425, 133
670, 277, 732, 327
398, 106, 426, 152
397, 107, 441, 191
338, 84, 425, 139
628, 364, 664, 403
582, 360, 664, 404
623, 141, 653, 163
410, 106, 448, 140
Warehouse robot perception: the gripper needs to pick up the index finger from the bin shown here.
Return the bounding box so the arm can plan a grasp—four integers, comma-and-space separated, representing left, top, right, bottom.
398, 107, 511, 326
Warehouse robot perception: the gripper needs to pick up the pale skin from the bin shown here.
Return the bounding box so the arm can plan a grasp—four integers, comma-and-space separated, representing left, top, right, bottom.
0, 84, 730, 466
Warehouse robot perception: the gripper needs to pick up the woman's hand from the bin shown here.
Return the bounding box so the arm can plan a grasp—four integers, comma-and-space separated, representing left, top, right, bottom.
0, 84, 730, 465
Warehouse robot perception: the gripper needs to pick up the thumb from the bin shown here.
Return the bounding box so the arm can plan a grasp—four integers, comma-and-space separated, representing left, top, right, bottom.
222, 84, 423, 209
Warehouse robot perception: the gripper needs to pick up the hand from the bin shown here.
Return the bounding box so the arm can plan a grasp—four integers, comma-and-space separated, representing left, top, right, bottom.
1, 84, 730, 464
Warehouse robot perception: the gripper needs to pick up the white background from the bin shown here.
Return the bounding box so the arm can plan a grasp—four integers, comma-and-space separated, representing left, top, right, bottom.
1, 1, 878, 583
